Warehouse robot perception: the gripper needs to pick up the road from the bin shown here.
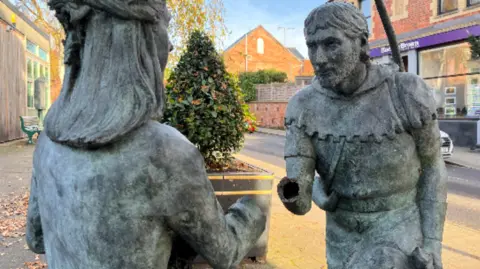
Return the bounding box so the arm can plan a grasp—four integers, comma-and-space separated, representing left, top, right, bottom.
236, 132, 480, 268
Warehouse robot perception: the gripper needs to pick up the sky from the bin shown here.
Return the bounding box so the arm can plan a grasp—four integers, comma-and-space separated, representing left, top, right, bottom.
221, 0, 328, 58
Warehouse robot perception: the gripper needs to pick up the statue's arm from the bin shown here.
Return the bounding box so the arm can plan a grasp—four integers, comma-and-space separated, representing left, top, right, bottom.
397, 72, 448, 267
278, 124, 316, 215
26, 173, 45, 254
164, 149, 266, 269
395, 72, 448, 245
412, 119, 447, 264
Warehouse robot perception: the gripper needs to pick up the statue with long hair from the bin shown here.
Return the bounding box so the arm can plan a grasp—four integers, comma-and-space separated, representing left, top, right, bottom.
26, 1, 266, 268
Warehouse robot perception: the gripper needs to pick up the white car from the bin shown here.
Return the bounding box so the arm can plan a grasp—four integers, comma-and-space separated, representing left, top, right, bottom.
440, 130, 454, 159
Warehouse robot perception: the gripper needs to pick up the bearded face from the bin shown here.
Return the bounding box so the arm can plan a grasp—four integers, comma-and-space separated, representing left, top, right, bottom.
307, 27, 363, 91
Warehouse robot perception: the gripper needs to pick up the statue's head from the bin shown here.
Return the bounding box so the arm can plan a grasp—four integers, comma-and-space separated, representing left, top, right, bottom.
45, 0, 171, 149
304, 2, 370, 89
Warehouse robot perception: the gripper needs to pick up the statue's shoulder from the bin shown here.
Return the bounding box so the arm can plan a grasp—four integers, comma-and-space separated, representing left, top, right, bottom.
145, 121, 198, 151
285, 85, 317, 121
143, 121, 206, 178
392, 71, 437, 129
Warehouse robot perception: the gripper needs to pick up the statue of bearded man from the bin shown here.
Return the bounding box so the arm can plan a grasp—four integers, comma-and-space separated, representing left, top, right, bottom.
277, 3, 447, 269
25, 1, 266, 268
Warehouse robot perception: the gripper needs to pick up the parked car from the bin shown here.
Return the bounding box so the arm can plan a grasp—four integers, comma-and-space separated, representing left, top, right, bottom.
244, 119, 256, 133
440, 130, 454, 159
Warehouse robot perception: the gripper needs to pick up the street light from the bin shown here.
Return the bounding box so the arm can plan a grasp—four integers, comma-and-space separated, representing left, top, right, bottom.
6, 14, 16, 32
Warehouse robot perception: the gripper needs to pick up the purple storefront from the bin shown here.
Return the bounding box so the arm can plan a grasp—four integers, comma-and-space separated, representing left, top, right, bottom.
369, 19, 480, 148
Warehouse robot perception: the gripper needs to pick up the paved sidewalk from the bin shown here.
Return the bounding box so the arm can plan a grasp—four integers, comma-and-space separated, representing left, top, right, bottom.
446, 147, 480, 170
0, 139, 46, 269
2, 137, 480, 269
256, 127, 480, 170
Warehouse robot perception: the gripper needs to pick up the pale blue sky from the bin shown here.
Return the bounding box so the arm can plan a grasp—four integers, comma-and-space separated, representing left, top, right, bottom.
221, 0, 328, 58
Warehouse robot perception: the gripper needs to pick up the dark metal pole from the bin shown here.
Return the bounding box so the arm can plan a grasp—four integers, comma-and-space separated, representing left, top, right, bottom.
374, 0, 405, 72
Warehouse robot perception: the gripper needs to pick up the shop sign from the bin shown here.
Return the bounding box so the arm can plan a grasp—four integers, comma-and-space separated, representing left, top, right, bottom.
370, 25, 480, 58
380, 41, 420, 54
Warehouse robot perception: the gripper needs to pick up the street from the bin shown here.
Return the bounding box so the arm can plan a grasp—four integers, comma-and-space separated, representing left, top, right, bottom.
236, 132, 480, 268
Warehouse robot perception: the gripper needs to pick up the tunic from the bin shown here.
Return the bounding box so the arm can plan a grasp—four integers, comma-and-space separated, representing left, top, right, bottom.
285, 64, 438, 268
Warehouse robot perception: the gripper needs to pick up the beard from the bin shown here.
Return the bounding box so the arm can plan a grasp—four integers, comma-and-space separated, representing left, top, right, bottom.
316, 49, 361, 90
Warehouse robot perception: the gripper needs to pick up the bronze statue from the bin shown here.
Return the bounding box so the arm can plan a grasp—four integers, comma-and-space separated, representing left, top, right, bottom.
26, 1, 266, 268
278, 3, 447, 269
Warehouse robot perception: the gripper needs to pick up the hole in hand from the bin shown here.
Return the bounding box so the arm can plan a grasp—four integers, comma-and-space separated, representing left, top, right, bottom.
283, 181, 300, 199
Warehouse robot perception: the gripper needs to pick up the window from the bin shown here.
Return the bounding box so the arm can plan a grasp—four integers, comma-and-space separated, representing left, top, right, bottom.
39, 48, 48, 61
34, 62, 39, 79
26, 40, 37, 54
438, 0, 458, 14
419, 43, 477, 118
468, 0, 480, 6
257, 38, 264, 54
27, 59, 34, 108
360, 0, 372, 35
26, 39, 50, 109
26, 58, 50, 108
393, 0, 406, 17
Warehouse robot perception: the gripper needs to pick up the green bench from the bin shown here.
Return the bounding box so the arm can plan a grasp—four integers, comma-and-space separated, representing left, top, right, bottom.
19, 116, 42, 144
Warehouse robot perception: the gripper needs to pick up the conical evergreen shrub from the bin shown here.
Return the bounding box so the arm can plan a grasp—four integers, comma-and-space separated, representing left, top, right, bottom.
163, 30, 247, 169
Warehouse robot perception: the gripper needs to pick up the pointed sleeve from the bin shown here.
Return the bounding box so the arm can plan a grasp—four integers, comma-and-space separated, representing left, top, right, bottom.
394, 72, 438, 130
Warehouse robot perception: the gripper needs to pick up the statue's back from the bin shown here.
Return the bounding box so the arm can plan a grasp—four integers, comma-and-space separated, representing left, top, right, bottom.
32, 121, 196, 268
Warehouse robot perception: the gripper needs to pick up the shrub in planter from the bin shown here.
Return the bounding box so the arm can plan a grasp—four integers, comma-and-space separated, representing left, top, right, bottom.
163, 30, 246, 169
163, 30, 273, 266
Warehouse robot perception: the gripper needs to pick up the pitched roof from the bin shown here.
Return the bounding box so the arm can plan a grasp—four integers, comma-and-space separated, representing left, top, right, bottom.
223, 27, 257, 52
223, 25, 304, 63
287, 48, 305, 60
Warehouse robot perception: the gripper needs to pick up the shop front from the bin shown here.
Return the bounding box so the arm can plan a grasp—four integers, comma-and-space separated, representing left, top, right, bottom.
370, 25, 480, 147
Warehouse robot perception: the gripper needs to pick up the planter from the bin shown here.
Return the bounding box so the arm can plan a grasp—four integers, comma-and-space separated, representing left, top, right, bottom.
194, 160, 274, 266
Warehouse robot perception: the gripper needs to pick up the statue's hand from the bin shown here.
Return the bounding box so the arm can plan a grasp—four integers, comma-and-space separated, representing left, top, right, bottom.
312, 176, 338, 212
423, 239, 443, 269
411, 239, 442, 269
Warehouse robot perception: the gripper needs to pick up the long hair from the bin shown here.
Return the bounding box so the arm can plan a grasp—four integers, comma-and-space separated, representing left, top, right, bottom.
44, 0, 168, 149
304, 2, 370, 64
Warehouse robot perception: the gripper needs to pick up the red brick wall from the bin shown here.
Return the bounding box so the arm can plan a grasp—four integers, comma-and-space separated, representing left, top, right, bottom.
370, 0, 480, 42
223, 26, 307, 81
249, 102, 287, 128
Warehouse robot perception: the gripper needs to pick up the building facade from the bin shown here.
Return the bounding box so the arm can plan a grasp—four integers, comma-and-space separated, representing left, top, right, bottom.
0, 0, 51, 143
223, 25, 314, 81
354, 0, 480, 147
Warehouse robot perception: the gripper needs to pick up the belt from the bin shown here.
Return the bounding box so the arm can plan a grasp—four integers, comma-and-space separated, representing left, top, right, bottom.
336, 188, 417, 213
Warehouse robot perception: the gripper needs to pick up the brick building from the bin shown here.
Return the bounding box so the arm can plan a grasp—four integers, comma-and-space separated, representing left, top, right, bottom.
222, 25, 314, 82
356, 0, 479, 146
